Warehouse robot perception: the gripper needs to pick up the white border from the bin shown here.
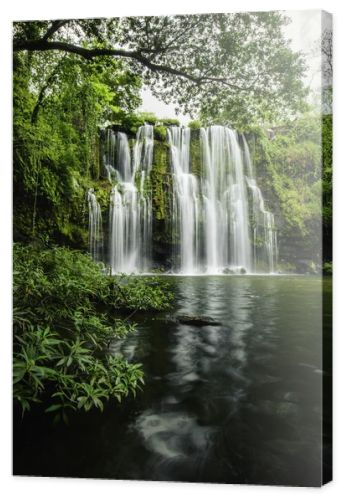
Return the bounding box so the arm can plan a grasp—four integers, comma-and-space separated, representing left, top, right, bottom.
1, 0, 346, 498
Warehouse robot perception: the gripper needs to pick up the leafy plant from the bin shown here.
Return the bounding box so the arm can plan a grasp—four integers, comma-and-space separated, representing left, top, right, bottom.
13, 244, 172, 417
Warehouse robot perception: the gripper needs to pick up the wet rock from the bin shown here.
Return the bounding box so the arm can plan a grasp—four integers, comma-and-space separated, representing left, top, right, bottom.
222, 267, 247, 274
222, 268, 235, 274
176, 315, 222, 326
296, 260, 319, 274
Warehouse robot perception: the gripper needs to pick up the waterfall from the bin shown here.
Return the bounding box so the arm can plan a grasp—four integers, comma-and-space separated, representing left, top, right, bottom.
133, 124, 153, 268
107, 125, 153, 273
92, 123, 278, 274
242, 138, 278, 273
246, 180, 278, 273
103, 129, 117, 183
87, 188, 103, 262
168, 127, 200, 274
200, 126, 252, 273
168, 125, 277, 274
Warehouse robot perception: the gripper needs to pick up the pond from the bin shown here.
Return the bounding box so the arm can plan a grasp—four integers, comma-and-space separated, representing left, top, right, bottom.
13, 275, 332, 486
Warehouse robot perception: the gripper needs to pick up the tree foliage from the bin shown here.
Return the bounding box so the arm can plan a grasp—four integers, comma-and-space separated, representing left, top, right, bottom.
245, 112, 327, 269
256, 114, 322, 233
322, 114, 332, 227
13, 45, 141, 245
13, 13, 307, 126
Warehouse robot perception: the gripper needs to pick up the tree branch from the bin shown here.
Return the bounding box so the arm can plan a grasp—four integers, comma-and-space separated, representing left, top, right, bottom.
42, 20, 70, 41
13, 38, 243, 90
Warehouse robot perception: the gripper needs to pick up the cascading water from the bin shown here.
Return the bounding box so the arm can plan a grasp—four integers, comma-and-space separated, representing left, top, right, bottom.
107, 125, 153, 273
133, 124, 153, 268
87, 188, 103, 262
89, 123, 278, 274
168, 125, 264, 274
103, 129, 117, 184
246, 178, 278, 273
168, 127, 200, 274
200, 126, 252, 273
242, 136, 278, 273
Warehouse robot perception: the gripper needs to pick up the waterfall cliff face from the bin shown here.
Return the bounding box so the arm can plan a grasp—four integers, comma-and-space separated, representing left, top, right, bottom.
88, 124, 278, 274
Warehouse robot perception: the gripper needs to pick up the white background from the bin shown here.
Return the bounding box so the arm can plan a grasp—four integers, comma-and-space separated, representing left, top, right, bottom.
0, 0, 346, 498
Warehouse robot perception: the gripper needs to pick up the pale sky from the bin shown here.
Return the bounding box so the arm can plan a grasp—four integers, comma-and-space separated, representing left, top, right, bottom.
139, 10, 323, 124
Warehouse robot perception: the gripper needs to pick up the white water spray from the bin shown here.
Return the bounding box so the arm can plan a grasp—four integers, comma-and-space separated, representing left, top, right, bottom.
168, 127, 200, 273
87, 188, 103, 262
107, 125, 153, 273
89, 124, 278, 274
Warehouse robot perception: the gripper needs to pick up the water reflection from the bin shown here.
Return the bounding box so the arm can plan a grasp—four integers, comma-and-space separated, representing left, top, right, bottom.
13, 276, 326, 486
130, 277, 290, 481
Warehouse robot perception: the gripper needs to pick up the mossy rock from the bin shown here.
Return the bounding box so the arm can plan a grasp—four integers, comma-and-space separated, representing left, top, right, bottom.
161, 118, 180, 127
188, 120, 202, 130
190, 131, 202, 177
151, 141, 170, 221
154, 125, 167, 142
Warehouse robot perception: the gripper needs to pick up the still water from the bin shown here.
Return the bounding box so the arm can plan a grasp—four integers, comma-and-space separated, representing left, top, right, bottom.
13, 276, 332, 486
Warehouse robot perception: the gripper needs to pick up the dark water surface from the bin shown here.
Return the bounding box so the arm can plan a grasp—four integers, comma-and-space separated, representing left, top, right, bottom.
13, 275, 332, 486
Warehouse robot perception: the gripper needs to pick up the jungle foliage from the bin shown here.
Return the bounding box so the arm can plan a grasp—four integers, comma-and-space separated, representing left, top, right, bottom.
14, 13, 307, 127
12, 12, 314, 248
13, 48, 142, 246
13, 244, 173, 418
260, 114, 322, 235
245, 111, 332, 269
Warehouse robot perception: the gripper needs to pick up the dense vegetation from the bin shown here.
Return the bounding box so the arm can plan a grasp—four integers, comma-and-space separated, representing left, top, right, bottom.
13, 244, 172, 418
246, 112, 331, 271
12, 13, 332, 417
14, 14, 307, 127
13, 48, 142, 246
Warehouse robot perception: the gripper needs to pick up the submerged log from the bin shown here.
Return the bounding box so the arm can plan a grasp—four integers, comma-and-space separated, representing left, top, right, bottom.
176, 315, 222, 326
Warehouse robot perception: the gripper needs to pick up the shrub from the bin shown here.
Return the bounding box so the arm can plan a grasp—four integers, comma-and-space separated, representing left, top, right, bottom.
161, 118, 180, 127
13, 244, 172, 419
323, 261, 332, 275
188, 120, 202, 130
154, 125, 167, 142
137, 111, 157, 125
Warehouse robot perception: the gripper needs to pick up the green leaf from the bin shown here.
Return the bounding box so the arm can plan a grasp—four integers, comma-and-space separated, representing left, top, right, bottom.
45, 404, 62, 413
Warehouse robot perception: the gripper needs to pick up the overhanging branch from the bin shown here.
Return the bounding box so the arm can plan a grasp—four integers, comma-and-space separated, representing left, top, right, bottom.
13, 38, 243, 90
42, 21, 70, 41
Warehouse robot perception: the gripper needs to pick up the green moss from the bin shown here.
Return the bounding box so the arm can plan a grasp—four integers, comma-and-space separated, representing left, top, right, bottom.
190, 130, 202, 177
323, 261, 332, 275
161, 118, 180, 127
245, 115, 324, 268
188, 119, 202, 130
58, 222, 88, 248
93, 182, 112, 212
151, 141, 170, 222
118, 112, 158, 136
90, 137, 101, 179
138, 112, 157, 125
154, 125, 167, 142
